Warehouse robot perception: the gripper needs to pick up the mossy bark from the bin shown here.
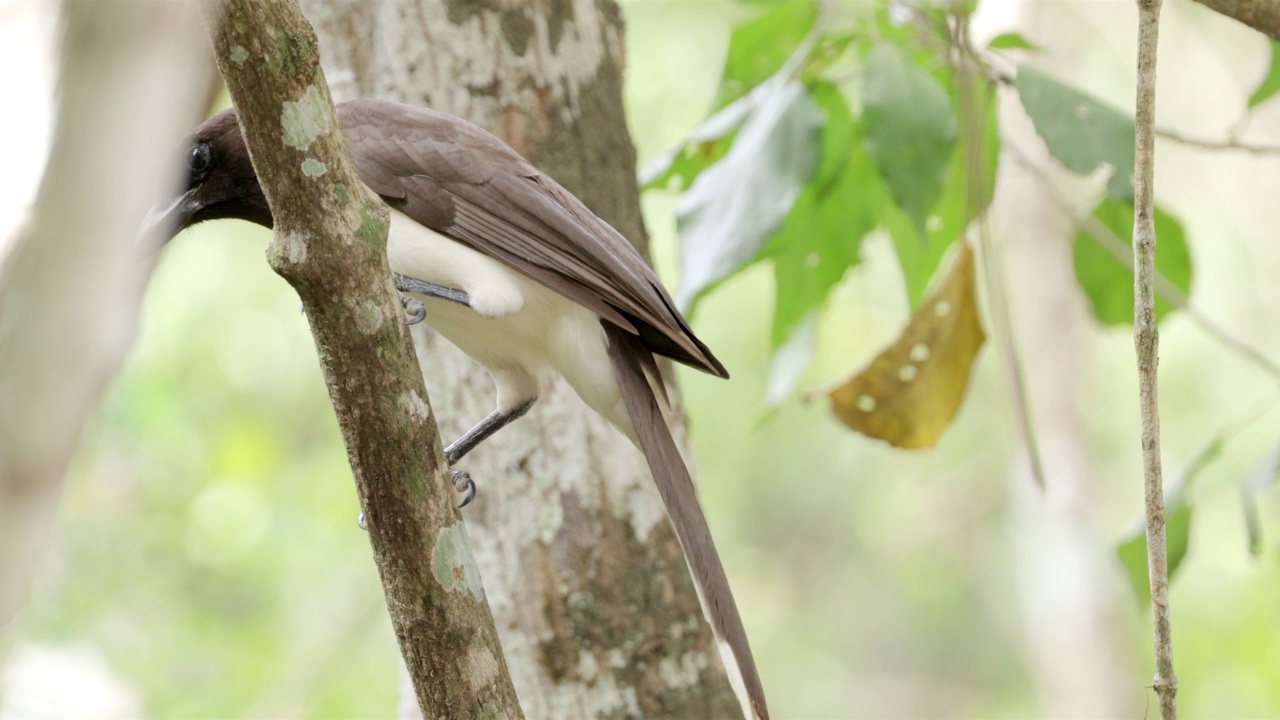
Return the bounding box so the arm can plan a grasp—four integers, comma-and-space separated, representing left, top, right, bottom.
206, 1, 522, 717
302, 0, 741, 717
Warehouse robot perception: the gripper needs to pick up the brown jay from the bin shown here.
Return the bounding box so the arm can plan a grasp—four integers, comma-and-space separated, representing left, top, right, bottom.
146, 99, 768, 719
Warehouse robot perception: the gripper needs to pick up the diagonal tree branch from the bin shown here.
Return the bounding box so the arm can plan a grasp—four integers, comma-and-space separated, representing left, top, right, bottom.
203, 1, 522, 717
1132, 0, 1178, 716
1193, 0, 1280, 41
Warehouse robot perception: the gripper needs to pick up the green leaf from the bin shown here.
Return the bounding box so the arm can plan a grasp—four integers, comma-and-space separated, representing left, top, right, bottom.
884, 78, 999, 308
718, 0, 817, 107
987, 32, 1040, 51
765, 312, 817, 407
863, 44, 958, 233
1015, 65, 1136, 202
638, 94, 756, 191
1248, 40, 1280, 109
675, 80, 826, 312
1073, 199, 1193, 326
1116, 502, 1193, 607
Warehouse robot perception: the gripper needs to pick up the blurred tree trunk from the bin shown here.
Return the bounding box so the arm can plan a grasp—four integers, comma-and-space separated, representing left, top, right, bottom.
299, 1, 741, 717
0, 2, 211, 636
996, 4, 1140, 715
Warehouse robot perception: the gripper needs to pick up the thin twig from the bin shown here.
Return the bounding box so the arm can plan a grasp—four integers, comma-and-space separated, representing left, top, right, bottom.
952, 19, 1046, 488
1133, 0, 1178, 715
1004, 141, 1280, 383
1156, 128, 1280, 155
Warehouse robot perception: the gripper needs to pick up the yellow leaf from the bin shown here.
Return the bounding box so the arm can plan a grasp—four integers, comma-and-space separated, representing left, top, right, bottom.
825, 243, 985, 448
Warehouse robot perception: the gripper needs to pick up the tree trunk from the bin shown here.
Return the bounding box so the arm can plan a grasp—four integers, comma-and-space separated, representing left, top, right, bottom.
0, 0, 211, 636
300, 1, 741, 717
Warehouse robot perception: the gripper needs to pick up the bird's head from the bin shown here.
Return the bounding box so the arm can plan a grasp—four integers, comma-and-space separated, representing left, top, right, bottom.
143, 107, 272, 245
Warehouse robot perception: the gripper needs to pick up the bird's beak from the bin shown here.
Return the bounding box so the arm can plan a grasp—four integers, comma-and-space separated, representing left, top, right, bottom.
139, 187, 199, 249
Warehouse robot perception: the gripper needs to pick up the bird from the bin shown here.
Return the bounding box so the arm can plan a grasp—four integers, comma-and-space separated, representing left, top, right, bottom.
146, 98, 768, 720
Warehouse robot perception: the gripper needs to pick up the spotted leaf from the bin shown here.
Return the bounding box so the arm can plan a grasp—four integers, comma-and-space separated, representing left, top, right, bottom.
823, 243, 985, 449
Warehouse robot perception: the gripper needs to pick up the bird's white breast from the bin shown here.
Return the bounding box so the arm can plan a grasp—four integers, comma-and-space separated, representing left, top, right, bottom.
386, 210, 631, 437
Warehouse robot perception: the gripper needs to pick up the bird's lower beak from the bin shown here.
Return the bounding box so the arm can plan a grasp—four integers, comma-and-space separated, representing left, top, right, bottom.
139, 187, 199, 249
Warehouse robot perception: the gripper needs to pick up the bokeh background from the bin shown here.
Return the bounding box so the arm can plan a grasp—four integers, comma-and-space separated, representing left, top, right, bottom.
3, 1, 1280, 718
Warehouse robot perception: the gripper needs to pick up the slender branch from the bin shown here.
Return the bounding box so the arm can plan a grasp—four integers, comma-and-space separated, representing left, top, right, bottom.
952, 21, 1045, 488
1133, 0, 1178, 716
1155, 127, 1280, 156
1192, 0, 1280, 41
1004, 141, 1280, 383
204, 1, 522, 717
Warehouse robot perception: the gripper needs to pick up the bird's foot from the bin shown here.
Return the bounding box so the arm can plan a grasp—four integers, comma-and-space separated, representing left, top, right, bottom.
451, 468, 476, 508
400, 292, 426, 325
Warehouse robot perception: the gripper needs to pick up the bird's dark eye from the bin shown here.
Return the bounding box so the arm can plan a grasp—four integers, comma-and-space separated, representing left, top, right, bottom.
187, 143, 212, 176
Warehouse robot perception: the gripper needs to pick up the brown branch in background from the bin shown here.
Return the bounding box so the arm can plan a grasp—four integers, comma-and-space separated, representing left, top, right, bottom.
1155, 128, 1280, 156
1193, 0, 1280, 41
203, 1, 522, 717
1132, 0, 1178, 716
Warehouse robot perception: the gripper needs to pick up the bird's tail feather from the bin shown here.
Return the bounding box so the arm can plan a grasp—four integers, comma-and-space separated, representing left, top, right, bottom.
603, 321, 769, 720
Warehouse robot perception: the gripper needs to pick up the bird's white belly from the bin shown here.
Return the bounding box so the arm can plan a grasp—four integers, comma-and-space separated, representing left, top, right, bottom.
386, 210, 631, 435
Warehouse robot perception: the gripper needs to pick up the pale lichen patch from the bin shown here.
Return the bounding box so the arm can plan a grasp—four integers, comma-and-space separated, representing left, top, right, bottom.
301, 158, 327, 177
465, 642, 500, 692
281, 232, 307, 263
281, 84, 329, 150
401, 389, 431, 424
230, 45, 249, 65
431, 523, 483, 599
354, 299, 384, 335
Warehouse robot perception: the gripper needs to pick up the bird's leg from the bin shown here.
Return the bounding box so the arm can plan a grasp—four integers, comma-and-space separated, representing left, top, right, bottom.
393, 272, 471, 325
445, 400, 536, 508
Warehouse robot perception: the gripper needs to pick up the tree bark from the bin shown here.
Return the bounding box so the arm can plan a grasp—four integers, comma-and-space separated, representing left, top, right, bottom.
301, 1, 742, 717
205, 1, 521, 717
0, 0, 210, 637
1193, 0, 1280, 41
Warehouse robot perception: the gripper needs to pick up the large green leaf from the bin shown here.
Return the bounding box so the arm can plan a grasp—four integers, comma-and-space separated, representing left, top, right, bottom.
1073, 198, 1193, 326
1015, 65, 1136, 202
883, 79, 999, 308
718, 0, 817, 107
675, 80, 826, 311
766, 83, 877, 346
1248, 40, 1280, 109
863, 44, 958, 233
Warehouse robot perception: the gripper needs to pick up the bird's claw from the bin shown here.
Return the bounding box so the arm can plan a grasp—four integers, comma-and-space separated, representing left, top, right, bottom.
400, 292, 426, 325
451, 469, 476, 508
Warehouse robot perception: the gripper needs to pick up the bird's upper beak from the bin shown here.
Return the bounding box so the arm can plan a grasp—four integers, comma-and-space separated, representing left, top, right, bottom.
140, 187, 199, 249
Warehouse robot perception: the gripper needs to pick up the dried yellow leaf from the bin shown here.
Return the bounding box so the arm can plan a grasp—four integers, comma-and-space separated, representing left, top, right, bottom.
826, 242, 985, 448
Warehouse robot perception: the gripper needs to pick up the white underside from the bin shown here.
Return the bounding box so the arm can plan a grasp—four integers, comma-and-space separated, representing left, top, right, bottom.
386, 209, 634, 439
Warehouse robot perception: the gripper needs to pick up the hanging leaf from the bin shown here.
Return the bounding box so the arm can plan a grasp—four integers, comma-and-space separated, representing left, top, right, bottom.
674, 80, 826, 312
822, 243, 985, 449
987, 32, 1041, 52
863, 44, 958, 233
1015, 65, 1136, 202
1073, 198, 1193, 326
1248, 40, 1280, 109
1116, 502, 1193, 607
638, 92, 759, 191
718, 0, 818, 107
766, 83, 878, 346
1241, 445, 1280, 555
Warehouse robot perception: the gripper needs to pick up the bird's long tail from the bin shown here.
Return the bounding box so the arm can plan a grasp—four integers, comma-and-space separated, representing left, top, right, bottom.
603, 322, 769, 720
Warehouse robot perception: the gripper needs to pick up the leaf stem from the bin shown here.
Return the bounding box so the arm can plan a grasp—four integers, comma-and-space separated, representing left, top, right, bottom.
1132, 0, 1178, 714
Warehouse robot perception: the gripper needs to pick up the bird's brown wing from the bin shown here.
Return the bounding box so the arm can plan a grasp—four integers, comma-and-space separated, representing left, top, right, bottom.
339, 99, 727, 379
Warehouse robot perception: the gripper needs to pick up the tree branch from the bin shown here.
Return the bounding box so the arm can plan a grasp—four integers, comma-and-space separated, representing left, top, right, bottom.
1193, 0, 1280, 41
1132, 0, 1178, 716
204, 1, 522, 717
